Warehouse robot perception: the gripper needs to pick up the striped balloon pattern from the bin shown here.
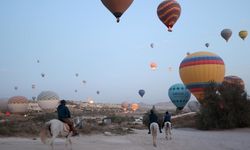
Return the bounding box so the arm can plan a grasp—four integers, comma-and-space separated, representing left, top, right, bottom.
179, 51, 225, 101
157, 0, 181, 32
223, 75, 245, 90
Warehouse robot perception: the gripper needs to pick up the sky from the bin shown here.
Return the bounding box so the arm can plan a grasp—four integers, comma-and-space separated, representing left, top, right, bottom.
0, 0, 250, 104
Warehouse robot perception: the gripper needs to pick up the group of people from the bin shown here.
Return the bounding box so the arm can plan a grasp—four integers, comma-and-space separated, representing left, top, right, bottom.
148, 109, 171, 134
57, 100, 171, 136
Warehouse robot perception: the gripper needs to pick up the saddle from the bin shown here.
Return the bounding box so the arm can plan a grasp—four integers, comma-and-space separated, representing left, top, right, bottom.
63, 123, 70, 133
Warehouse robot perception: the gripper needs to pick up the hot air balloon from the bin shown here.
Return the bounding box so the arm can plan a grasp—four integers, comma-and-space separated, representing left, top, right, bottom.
131, 103, 139, 112
101, 0, 134, 23
14, 86, 18, 90
82, 80, 87, 84
8, 96, 29, 113
32, 84, 35, 89
96, 91, 100, 95
150, 43, 154, 48
205, 43, 209, 48
221, 29, 232, 42
75, 73, 79, 77
37, 59, 40, 63
157, 0, 181, 32
222, 75, 245, 90
74, 89, 78, 93
150, 62, 157, 70
239, 30, 248, 40
37, 91, 59, 111
168, 83, 191, 110
179, 51, 225, 101
41, 73, 45, 78
138, 89, 145, 97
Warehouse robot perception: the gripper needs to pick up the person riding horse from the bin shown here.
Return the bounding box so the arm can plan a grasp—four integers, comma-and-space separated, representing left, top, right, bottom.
148, 109, 162, 134
57, 100, 78, 136
162, 111, 171, 128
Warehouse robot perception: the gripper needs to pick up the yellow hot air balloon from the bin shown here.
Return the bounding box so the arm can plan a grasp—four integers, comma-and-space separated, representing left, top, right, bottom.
239, 30, 248, 40
179, 51, 225, 101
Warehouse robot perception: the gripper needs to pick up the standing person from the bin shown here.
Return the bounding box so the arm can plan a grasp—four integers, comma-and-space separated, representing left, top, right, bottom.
148, 109, 162, 134
162, 111, 171, 128
57, 100, 78, 136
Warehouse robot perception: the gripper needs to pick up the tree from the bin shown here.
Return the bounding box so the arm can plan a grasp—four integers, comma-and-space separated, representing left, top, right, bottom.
197, 82, 250, 130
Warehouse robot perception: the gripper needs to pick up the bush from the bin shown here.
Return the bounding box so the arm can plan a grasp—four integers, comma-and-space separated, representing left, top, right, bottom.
196, 82, 250, 130
107, 114, 134, 124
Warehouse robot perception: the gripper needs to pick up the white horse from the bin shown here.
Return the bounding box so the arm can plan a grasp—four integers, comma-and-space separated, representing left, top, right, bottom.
40, 117, 81, 150
164, 121, 172, 140
150, 122, 159, 147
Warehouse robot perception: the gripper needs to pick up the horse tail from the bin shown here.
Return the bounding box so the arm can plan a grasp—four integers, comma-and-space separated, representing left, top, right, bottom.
150, 123, 159, 147
165, 121, 171, 128
40, 121, 52, 144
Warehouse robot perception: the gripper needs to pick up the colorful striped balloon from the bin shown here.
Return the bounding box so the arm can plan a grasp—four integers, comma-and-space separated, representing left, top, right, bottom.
157, 0, 181, 32
179, 51, 225, 101
223, 75, 245, 90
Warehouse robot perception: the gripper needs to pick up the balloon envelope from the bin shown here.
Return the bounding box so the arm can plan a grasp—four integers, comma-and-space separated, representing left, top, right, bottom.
131, 103, 139, 111
221, 29, 232, 42
150, 43, 154, 48
150, 62, 157, 70
8, 96, 29, 113
205, 43, 209, 48
37, 91, 59, 110
222, 75, 245, 90
239, 30, 248, 40
101, 0, 134, 23
41, 73, 45, 78
179, 51, 225, 101
138, 89, 145, 97
168, 83, 191, 110
157, 0, 181, 32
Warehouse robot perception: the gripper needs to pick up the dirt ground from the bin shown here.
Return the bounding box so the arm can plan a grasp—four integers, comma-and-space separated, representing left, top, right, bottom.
0, 128, 250, 150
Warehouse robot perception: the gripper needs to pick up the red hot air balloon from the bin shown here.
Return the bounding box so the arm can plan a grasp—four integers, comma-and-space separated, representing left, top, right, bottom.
101, 0, 134, 23
157, 0, 181, 32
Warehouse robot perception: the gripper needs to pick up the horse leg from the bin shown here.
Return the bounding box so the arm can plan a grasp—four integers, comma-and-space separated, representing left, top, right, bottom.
49, 133, 58, 150
169, 128, 172, 140
65, 136, 72, 150
69, 137, 72, 150
153, 134, 157, 147
165, 126, 168, 140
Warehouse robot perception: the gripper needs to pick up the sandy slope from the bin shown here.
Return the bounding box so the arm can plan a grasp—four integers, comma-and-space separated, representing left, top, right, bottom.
0, 128, 250, 150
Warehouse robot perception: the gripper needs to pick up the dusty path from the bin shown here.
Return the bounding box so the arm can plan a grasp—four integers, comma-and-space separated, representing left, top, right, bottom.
0, 128, 250, 150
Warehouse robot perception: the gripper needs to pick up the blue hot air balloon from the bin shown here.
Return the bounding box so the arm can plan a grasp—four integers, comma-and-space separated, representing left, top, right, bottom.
138, 89, 145, 97
168, 83, 191, 110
